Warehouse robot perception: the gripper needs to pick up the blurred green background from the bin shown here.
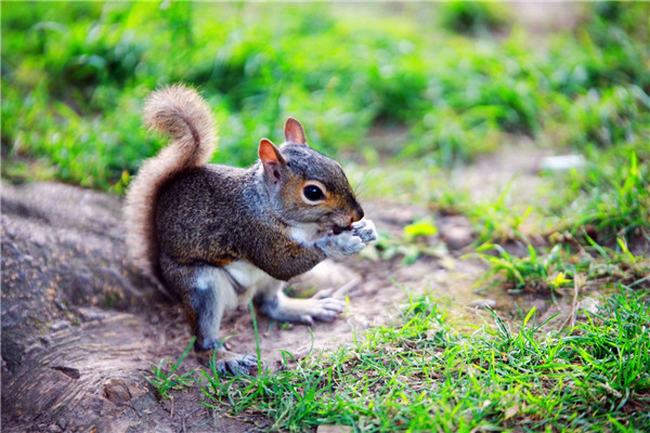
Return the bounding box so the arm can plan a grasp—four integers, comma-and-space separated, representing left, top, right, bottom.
1, 1, 649, 194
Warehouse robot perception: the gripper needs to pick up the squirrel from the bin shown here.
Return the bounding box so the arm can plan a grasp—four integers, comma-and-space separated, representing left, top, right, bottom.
124, 85, 376, 374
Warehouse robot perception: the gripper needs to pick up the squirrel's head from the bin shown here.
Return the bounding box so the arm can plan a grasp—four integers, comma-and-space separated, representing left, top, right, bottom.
258, 118, 364, 235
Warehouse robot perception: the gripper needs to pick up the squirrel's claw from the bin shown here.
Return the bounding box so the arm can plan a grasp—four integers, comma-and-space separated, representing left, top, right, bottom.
351, 218, 377, 243
214, 352, 259, 376
294, 305, 337, 324
305, 298, 344, 322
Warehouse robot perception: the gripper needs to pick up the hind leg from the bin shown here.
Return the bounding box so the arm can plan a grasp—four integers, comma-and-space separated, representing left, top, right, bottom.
160, 255, 258, 374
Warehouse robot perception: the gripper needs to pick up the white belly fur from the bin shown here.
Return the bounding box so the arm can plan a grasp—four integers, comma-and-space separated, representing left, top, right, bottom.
224, 260, 282, 305
194, 261, 280, 311
195, 267, 239, 310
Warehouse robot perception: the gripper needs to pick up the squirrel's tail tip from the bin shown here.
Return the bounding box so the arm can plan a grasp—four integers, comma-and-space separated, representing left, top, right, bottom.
143, 84, 216, 150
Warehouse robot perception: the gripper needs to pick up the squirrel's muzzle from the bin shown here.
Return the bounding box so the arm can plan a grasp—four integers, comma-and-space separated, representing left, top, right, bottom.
333, 204, 363, 234
351, 205, 364, 223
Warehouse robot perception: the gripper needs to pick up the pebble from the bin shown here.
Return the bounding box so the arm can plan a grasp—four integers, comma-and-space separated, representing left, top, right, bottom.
440, 225, 474, 250
578, 297, 600, 318
317, 426, 353, 433
470, 299, 497, 309
103, 378, 132, 405
77, 307, 107, 322
540, 154, 586, 172
50, 320, 71, 332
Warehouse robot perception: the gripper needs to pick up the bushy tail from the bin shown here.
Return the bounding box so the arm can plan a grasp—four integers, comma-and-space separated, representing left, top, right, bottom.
124, 85, 217, 275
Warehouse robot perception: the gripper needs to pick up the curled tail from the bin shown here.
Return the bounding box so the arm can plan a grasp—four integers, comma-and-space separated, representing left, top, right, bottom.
124, 85, 217, 275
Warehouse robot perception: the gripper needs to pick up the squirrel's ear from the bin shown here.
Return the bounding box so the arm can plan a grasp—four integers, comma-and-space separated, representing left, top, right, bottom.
284, 117, 307, 146
259, 138, 285, 183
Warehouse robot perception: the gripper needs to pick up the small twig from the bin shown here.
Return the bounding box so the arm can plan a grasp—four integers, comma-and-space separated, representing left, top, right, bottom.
628, 274, 650, 288
562, 274, 584, 329
313, 275, 361, 299
332, 275, 362, 298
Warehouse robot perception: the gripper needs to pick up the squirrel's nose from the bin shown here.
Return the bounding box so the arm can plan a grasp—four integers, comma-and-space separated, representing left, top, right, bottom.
351, 205, 364, 223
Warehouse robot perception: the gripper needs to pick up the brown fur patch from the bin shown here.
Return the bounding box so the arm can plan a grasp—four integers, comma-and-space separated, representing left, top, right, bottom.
212, 257, 234, 267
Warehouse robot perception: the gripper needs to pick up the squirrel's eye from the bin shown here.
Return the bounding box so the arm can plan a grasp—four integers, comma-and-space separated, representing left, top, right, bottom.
303, 185, 325, 202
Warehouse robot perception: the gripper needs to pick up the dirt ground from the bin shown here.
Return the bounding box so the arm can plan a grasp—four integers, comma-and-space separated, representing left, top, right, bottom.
1, 145, 586, 433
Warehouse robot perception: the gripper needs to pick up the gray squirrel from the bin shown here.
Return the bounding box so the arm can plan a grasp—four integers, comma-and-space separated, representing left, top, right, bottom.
124, 85, 376, 374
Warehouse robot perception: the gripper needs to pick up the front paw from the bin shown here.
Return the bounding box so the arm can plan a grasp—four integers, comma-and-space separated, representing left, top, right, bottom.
315, 231, 365, 258
351, 219, 377, 243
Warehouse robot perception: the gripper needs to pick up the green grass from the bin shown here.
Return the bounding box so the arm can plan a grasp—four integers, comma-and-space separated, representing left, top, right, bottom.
144, 291, 650, 432
149, 337, 196, 400
364, 218, 442, 265
467, 184, 534, 245
551, 152, 650, 244
2, 3, 649, 188
474, 243, 571, 294
474, 238, 650, 295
